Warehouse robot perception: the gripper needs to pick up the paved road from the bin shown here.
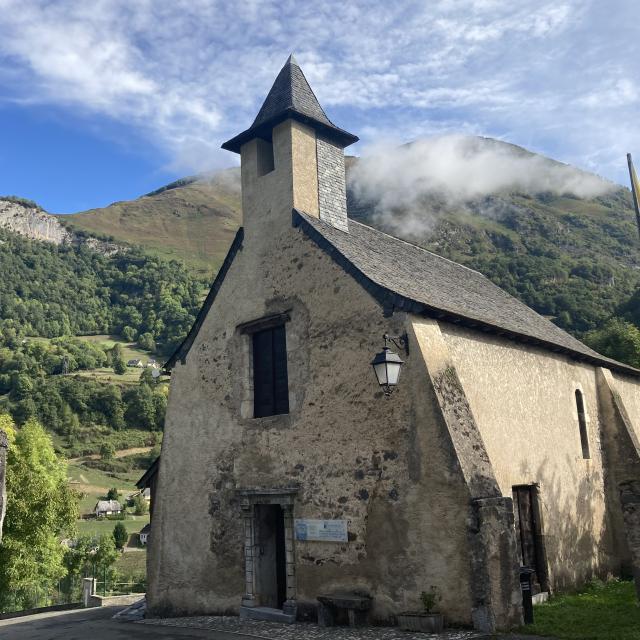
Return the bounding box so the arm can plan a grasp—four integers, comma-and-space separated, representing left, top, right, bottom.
0, 606, 260, 640
0, 606, 553, 640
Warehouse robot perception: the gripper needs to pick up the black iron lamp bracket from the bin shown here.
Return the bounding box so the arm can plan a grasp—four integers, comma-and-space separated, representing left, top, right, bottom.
383, 333, 409, 356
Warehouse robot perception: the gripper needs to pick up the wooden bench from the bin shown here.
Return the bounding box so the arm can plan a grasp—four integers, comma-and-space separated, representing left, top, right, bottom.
317, 593, 372, 627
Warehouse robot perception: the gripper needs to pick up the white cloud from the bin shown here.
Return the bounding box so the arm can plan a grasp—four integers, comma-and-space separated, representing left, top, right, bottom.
0, 0, 637, 183
350, 135, 614, 234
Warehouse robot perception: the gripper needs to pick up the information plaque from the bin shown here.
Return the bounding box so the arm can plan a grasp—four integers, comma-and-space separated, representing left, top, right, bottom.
294, 519, 348, 542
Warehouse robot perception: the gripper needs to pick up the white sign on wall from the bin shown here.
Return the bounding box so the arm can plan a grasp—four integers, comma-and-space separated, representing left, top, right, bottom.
294, 519, 348, 542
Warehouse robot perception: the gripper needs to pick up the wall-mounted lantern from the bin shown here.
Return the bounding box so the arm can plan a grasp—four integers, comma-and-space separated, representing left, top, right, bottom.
371, 333, 409, 396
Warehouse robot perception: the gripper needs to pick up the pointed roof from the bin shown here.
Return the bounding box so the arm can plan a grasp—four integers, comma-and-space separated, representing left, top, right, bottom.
222, 55, 358, 153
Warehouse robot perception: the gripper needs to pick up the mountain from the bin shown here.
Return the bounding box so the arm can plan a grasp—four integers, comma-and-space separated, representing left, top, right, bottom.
0, 198, 70, 244
47, 136, 640, 340
60, 171, 241, 278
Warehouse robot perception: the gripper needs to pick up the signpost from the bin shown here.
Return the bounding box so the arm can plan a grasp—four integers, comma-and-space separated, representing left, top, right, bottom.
627, 153, 640, 241
294, 519, 348, 542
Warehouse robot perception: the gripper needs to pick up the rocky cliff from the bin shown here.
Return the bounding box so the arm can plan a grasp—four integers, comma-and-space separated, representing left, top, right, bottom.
0, 199, 71, 244
0, 199, 120, 255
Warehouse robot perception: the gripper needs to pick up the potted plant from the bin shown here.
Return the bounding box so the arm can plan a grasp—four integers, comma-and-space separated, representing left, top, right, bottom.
397, 586, 444, 633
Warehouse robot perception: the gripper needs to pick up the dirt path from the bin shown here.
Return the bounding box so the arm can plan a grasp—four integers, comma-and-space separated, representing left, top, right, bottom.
69, 446, 153, 463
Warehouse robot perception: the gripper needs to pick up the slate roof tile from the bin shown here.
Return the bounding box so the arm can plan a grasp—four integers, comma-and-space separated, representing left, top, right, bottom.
294, 209, 639, 376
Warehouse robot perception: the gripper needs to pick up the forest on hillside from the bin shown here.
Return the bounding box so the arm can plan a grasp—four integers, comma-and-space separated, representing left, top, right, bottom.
0, 228, 202, 453
0, 228, 201, 354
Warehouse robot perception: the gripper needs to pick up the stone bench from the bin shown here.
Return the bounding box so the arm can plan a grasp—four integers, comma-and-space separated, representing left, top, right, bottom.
317, 593, 372, 627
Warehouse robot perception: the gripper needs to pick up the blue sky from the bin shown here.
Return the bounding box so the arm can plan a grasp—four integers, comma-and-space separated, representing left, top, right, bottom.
0, 0, 638, 213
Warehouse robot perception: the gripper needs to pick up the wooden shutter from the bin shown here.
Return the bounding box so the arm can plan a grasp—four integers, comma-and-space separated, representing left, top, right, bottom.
272, 325, 289, 415
253, 329, 275, 417
253, 325, 289, 417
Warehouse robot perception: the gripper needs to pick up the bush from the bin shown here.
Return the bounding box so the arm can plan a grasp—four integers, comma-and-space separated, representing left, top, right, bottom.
133, 494, 148, 515
100, 442, 115, 461
112, 522, 128, 549
138, 332, 156, 352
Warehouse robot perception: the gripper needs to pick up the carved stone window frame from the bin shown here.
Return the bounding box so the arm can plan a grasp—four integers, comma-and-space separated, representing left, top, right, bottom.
238, 487, 298, 616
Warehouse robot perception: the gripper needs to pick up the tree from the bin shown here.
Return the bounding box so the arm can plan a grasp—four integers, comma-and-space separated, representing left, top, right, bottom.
122, 326, 137, 342
112, 522, 128, 550
110, 343, 127, 375
0, 417, 78, 609
139, 368, 155, 386
100, 442, 115, 461
584, 318, 640, 368
123, 385, 156, 430
63, 535, 96, 597
132, 494, 148, 516
93, 534, 118, 583
113, 356, 127, 376
106, 487, 119, 501
138, 332, 156, 352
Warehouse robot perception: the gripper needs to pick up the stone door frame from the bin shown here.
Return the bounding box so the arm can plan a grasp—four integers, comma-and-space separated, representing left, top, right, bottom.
238, 487, 298, 616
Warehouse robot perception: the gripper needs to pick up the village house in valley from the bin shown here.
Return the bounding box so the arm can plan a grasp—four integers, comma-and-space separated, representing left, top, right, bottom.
146, 56, 640, 631
94, 499, 122, 518
139, 523, 151, 546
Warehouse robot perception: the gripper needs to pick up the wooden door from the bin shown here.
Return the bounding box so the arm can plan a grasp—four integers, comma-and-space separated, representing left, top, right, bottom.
513, 485, 542, 591
255, 504, 287, 609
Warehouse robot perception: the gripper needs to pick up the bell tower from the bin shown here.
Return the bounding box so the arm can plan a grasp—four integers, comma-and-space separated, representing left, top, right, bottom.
222, 55, 358, 244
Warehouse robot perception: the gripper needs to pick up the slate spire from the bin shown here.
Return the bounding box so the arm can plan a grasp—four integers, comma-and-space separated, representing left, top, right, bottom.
222, 55, 358, 153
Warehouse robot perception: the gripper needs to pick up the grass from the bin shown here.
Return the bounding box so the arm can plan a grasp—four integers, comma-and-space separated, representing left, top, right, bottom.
76, 514, 150, 538
61, 179, 241, 278
524, 579, 640, 640
67, 460, 147, 514
29, 334, 168, 384
76, 334, 160, 384
115, 549, 147, 577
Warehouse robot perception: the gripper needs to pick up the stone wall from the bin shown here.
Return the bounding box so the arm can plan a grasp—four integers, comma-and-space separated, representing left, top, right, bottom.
412, 319, 522, 631
597, 368, 640, 597
441, 324, 633, 590
619, 481, 640, 599
316, 135, 348, 232
148, 224, 475, 624
612, 373, 640, 443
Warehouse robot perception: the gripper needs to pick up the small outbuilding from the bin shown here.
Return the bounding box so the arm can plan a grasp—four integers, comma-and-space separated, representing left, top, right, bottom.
139, 523, 151, 545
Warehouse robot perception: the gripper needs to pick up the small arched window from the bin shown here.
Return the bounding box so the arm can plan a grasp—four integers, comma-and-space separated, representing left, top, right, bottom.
575, 390, 590, 459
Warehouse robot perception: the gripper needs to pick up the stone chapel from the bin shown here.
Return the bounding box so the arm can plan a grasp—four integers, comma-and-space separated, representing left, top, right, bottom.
145, 55, 640, 631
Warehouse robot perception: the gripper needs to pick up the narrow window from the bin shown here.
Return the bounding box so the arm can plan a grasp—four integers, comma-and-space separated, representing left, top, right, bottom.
253, 325, 289, 417
256, 137, 275, 176
575, 390, 590, 459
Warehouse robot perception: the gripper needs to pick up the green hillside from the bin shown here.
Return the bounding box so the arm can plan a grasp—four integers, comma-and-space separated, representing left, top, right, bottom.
60, 171, 241, 278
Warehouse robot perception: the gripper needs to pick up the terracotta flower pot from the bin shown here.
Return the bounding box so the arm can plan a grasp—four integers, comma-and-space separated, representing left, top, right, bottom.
397, 612, 444, 633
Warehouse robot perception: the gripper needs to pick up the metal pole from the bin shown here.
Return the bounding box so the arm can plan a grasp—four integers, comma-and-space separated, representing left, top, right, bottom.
626, 153, 640, 241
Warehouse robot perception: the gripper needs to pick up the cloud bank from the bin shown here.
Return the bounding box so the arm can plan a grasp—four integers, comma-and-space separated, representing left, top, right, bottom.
349, 136, 614, 234
0, 1, 637, 183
